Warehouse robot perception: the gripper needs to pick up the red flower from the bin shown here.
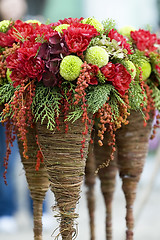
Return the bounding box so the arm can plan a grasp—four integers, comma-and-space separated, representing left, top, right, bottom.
0, 32, 15, 47
6, 38, 45, 86
88, 64, 99, 85
130, 29, 158, 53
101, 62, 131, 95
108, 29, 132, 54
155, 64, 160, 74
53, 17, 84, 27
8, 20, 36, 42
63, 22, 99, 55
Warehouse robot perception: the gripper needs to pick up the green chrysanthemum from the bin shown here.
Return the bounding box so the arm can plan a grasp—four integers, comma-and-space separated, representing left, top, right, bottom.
55, 24, 69, 33
6, 69, 12, 83
124, 60, 136, 79
60, 55, 83, 81
85, 46, 109, 68
25, 20, 41, 25
136, 60, 152, 81
0, 20, 11, 32
118, 26, 136, 39
82, 17, 103, 32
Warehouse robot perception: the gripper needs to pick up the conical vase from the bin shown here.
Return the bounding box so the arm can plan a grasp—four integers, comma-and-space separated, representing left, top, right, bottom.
36, 116, 92, 240
116, 110, 154, 240
18, 126, 49, 240
94, 128, 118, 240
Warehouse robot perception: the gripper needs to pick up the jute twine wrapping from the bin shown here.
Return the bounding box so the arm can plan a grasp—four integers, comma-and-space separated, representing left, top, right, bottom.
36, 116, 92, 240
94, 128, 118, 240
85, 131, 96, 240
116, 111, 154, 240
18, 126, 49, 240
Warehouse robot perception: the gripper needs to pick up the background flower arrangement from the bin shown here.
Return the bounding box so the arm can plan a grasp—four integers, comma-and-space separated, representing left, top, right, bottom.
0, 16, 160, 239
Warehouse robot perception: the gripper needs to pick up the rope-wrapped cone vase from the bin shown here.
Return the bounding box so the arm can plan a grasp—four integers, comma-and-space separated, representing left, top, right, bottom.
18, 126, 49, 240
116, 111, 154, 240
93, 129, 118, 240
37, 116, 92, 240
85, 133, 97, 240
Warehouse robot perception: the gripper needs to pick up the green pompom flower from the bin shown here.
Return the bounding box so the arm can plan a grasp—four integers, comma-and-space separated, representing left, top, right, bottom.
6, 69, 12, 83
82, 17, 103, 32
0, 20, 11, 32
55, 24, 69, 33
136, 60, 152, 81
25, 20, 41, 25
124, 60, 136, 79
85, 46, 109, 68
60, 55, 83, 81
118, 26, 136, 39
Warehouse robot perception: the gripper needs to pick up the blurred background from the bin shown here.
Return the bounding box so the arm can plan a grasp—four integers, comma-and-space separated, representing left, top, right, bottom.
0, 0, 160, 239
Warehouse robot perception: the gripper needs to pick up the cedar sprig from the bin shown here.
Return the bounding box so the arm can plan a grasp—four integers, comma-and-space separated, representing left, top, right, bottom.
32, 82, 62, 130
86, 84, 114, 114
0, 83, 15, 105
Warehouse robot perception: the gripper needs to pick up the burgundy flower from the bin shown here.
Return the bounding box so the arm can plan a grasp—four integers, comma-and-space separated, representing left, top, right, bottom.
63, 22, 99, 55
130, 29, 158, 53
0, 32, 15, 47
101, 62, 131, 95
108, 29, 132, 54
38, 32, 69, 87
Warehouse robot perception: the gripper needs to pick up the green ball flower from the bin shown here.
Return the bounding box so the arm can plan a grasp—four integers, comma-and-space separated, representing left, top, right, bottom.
0, 20, 11, 32
124, 60, 136, 79
118, 26, 136, 39
85, 46, 109, 68
60, 55, 83, 81
82, 17, 103, 32
25, 20, 41, 25
136, 60, 152, 81
55, 24, 69, 33
6, 69, 12, 83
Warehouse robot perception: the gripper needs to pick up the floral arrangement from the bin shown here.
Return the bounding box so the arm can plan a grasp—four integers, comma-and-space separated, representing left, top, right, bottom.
0, 17, 160, 178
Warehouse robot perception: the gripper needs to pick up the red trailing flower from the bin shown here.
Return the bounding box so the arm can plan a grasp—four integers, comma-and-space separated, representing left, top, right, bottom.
0, 32, 15, 47
108, 29, 132, 54
101, 62, 132, 95
130, 29, 158, 53
63, 22, 99, 55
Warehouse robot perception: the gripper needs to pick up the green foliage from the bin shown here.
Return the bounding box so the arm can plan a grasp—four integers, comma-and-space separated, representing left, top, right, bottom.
0, 83, 15, 105
66, 107, 83, 123
128, 50, 148, 66
128, 80, 146, 113
109, 89, 126, 120
32, 82, 62, 130
148, 80, 160, 111
102, 18, 116, 33
86, 84, 114, 113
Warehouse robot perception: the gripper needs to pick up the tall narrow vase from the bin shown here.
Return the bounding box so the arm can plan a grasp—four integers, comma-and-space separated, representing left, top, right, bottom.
18, 126, 49, 240
37, 117, 92, 240
116, 111, 154, 240
94, 129, 118, 240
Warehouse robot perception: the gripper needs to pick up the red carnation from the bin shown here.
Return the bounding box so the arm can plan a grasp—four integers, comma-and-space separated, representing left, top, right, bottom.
108, 29, 132, 54
53, 17, 84, 27
101, 62, 132, 95
130, 29, 158, 53
8, 20, 36, 42
0, 32, 15, 47
63, 22, 99, 55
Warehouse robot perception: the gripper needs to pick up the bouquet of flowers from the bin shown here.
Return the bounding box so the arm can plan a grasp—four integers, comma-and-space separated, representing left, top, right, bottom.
0, 17, 160, 240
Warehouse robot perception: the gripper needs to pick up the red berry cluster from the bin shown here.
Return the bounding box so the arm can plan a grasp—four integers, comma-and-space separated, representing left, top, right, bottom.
74, 62, 92, 158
